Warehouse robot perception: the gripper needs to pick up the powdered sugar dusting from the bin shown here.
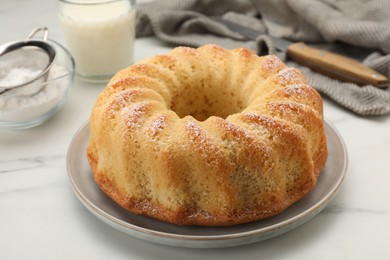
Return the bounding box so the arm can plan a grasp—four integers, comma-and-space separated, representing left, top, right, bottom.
243, 112, 271, 123
148, 114, 168, 137
174, 47, 201, 57
275, 68, 305, 86
283, 84, 307, 96
186, 119, 204, 142
121, 102, 149, 128
222, 120, 251, 140
242, 112, 281, 130
261, 55, 284, 72
104, 89, 142, 119
268, 102, 307, 118
115, 89, 140, 105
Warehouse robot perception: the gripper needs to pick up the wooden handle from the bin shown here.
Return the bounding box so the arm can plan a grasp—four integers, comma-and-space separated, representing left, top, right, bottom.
286, 42, 389, 88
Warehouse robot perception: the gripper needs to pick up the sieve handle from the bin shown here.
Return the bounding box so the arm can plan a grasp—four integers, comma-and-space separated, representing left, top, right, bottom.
26, 27, 49, 42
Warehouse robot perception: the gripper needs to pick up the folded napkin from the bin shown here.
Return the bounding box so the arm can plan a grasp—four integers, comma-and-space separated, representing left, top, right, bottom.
135, 0, 390, 116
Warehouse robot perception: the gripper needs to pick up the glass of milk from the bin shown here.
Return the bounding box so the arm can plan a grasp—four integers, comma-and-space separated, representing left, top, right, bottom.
59, 0, 136, 82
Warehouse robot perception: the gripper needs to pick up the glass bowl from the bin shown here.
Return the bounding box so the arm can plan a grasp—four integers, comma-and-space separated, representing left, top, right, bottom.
0, 39, 75, 129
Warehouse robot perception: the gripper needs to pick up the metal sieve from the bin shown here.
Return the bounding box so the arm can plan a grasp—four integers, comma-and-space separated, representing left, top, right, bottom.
0, 27, 56, 96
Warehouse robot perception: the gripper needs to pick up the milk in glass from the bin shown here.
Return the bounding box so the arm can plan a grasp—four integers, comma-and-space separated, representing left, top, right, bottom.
59, 0, 136, 82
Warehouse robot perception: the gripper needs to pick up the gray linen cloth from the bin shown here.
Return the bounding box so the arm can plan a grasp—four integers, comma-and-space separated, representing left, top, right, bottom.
135, 0, 390, 116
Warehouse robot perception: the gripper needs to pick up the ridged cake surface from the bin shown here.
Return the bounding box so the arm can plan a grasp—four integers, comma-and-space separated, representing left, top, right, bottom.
87, 44, 328, 226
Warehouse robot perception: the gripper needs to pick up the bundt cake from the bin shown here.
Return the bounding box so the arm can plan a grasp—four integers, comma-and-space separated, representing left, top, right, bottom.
87, 44, 328, 226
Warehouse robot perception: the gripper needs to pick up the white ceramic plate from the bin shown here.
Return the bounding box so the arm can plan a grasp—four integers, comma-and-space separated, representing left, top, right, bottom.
67, 119, 347, 248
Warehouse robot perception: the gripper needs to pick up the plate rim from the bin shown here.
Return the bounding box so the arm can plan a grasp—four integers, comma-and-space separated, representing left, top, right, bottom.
67, 118, 348, 245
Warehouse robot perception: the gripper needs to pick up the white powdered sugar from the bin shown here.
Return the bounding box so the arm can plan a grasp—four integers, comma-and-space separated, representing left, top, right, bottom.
149, 114, 168, 137
122, 102, 148, 128
276, 68, 303, 86
0, 67, 42, 86
0, 65, 69, 122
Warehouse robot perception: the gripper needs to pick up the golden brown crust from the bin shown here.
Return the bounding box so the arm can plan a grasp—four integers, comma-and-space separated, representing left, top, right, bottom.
87, 44, 328, 226
88, 148, 299, 226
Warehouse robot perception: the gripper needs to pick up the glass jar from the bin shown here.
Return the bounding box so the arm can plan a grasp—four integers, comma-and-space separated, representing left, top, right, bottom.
59, 0, 136, 82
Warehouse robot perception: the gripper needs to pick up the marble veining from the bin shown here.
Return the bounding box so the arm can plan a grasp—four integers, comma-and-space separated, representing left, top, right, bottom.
0, 154, 65, 174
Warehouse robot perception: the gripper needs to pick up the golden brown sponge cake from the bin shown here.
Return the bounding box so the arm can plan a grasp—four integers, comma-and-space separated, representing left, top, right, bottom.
87, 44, 328, 226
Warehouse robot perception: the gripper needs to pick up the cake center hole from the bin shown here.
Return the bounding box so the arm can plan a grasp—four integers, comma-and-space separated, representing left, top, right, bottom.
169, 83, 245, 121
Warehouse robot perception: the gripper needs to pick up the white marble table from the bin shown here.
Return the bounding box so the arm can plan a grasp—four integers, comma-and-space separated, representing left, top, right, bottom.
1, 0, 390, 259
